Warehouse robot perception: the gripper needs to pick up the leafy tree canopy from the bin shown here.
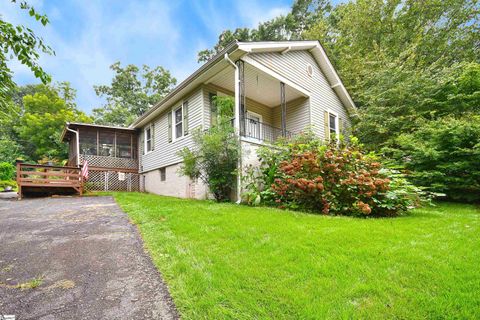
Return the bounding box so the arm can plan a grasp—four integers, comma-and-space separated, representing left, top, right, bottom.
0, 1, 54, 108
0, 83, 91, 163
92, 62, 177, 127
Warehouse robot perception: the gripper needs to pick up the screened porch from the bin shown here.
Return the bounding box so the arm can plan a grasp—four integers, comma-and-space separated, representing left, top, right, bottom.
62, 123, 139, 171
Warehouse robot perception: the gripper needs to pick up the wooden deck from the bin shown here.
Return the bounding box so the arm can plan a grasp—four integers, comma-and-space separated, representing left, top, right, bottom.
16, 163, 84, 199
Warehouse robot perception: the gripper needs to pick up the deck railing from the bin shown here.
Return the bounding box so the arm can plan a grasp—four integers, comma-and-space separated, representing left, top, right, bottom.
16, 163, 84, 198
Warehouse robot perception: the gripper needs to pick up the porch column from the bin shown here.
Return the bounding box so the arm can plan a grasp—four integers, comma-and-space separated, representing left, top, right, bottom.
280, 82, 287, 137
235, 60, 246, 136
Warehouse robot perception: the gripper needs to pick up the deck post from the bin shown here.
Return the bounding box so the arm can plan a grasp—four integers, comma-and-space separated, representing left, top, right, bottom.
16, 160, 23, 199
280, 82, 287, 137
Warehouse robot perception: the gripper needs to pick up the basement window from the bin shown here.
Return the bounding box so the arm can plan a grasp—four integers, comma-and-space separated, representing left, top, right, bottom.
159, 167, 166, 181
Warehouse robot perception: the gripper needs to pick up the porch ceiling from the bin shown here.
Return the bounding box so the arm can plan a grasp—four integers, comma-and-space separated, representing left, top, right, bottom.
207, 61, 306, 107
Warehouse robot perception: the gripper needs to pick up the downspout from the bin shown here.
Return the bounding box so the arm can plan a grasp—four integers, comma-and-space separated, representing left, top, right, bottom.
224, 53, 242, 203
66, 125, 80, 167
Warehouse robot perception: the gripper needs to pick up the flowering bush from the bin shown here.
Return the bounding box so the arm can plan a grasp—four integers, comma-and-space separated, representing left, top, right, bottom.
244, 132, 428, 217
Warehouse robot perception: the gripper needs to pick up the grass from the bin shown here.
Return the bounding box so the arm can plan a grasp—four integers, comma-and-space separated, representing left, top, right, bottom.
112, 192, 480, 319
16, 277, 43, 290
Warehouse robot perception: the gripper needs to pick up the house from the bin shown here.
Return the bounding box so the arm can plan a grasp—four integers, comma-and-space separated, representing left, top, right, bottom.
63, 40, 356, 199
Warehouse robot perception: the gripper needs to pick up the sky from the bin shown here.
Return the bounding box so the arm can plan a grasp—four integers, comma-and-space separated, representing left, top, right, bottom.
1, 0, 293, 114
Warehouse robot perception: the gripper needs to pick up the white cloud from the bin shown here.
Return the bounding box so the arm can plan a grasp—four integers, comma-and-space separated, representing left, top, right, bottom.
1, 0, 292, 114
236, 1, 290, 28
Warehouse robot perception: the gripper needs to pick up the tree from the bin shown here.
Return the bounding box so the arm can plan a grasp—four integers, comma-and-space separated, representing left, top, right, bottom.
14, 84, 92, 162
0, 1, 54, 107
92, 62, 177, 126
303, 0, 479, 149
394, 116, 480, 203
197, 0, 331, 62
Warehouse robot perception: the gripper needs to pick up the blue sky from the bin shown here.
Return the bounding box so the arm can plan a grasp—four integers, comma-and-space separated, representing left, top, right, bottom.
2, 0, 294, 113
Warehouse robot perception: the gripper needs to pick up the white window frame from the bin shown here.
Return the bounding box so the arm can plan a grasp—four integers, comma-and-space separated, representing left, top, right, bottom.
246, 111, 263, 141
172, 104, 184, 142
144, 124, 153, 154
327, 109, 339, 141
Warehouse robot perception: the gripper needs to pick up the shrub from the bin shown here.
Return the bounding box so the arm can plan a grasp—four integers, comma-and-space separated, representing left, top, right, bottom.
244, 132, 428, 217
0, 180, 17, 191
0, 162, 15, 181
178, 96, 239, 201
393, 115, 480, 202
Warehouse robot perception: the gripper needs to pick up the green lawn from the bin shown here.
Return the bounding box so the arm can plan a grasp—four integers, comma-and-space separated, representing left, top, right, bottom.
112, 192, 480, 319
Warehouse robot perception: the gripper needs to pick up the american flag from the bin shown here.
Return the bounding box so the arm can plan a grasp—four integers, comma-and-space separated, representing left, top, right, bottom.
81, 161, 89, 181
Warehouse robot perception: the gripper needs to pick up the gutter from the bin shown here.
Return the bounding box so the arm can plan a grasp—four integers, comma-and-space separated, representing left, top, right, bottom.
65, 124, 80, 167
224, 53, 243, 204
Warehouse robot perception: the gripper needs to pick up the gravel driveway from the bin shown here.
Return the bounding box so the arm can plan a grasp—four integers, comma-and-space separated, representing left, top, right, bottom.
0, 196, 178, 320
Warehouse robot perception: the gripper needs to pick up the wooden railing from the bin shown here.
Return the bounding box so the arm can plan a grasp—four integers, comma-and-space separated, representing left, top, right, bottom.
16, 163, 84, 199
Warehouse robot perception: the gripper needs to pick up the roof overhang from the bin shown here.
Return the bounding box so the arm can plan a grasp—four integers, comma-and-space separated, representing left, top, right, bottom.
130, 40, 357, 129
60, 122, 136, 142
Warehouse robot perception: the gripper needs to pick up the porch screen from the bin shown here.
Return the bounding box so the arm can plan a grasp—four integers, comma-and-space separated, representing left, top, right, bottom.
116, 133, 133, 159
99, 131, 115, 157
79, 129, 97, 155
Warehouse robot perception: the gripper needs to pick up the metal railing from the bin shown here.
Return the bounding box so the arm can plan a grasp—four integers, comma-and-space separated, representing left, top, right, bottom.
241, 117, 293, 144
208, 117, 294, 144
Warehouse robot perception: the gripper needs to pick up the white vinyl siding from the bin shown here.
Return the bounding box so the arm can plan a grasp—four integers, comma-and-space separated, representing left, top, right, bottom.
139, 87, 203, 173
249, 50, 351, 140
272, 97, 310, 134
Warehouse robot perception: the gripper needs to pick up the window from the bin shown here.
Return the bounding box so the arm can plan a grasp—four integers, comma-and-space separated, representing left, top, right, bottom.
174, 106, 183, 139
329, 113, 337, 135
145, 126, 152, 153
246, 111, 263, 140
327, 111, 339, 141
159, 167, 166, 181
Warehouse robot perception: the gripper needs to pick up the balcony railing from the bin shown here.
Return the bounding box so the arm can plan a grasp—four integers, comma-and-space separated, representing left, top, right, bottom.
240, 117, 293, 144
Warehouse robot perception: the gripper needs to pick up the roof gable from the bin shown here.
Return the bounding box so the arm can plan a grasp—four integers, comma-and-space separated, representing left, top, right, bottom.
131, 41, 356, 128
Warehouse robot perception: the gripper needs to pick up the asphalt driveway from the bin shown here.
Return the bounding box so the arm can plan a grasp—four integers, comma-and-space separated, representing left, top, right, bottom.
0, 196, 178, 320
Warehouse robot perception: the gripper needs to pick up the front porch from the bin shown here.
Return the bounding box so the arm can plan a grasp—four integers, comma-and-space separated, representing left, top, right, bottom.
205, 55, 310, 144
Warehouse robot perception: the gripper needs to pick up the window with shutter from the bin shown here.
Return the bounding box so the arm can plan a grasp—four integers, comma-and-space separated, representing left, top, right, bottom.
325, 110, 340, 142
144, 125, 153, 153
172, 105, 184, 141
